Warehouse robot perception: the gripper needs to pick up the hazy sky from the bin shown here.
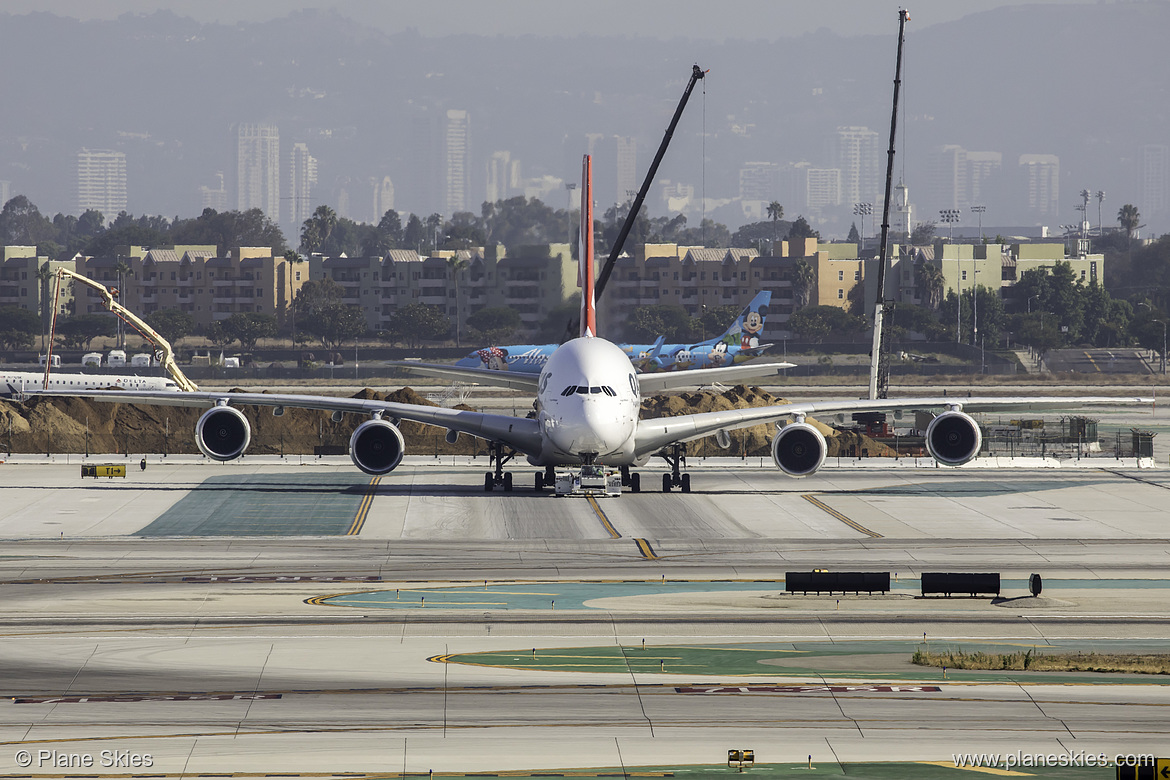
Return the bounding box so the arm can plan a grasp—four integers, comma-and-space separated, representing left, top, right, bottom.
14, 0, 1098, 39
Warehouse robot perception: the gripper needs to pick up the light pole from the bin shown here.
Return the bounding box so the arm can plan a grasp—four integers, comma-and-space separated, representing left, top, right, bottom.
853, 202, 872, 250
1027, 294, 1039, 313
970, 205, 986, 242
939, 209, 962, 342
939, 208, 961, 241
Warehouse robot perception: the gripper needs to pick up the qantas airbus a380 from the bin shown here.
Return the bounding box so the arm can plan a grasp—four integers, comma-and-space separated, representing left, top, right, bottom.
40, 156, 1151, 494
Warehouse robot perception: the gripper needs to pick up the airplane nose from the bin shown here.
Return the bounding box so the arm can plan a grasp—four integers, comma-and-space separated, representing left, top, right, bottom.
547, 398, 633, 456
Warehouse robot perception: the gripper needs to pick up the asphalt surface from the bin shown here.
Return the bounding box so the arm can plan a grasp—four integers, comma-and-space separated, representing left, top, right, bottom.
1, 454, 1169, 774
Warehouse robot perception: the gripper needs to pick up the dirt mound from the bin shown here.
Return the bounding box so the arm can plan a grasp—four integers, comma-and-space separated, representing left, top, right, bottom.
2, 384, 892, 462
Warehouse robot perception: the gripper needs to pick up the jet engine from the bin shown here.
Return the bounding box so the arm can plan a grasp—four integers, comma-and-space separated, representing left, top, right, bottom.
196, 406, 251, 461
925, 410, 982, 466
771, 422, 827, 477
349, 419, 406, 475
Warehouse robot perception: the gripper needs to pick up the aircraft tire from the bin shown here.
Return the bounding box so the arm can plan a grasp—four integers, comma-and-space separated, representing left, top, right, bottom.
681, 473, 691, 493
662, 473, 671, 493
630, 472, 640, 493
504, 472, 513, 492
484, 472, 493, 492
534, 472, 544, 492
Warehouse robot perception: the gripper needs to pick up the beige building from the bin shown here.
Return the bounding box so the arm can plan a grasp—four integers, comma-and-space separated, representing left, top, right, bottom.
310, 244, 581, 335
75, 246, 302, 330
0, 247, 75, 335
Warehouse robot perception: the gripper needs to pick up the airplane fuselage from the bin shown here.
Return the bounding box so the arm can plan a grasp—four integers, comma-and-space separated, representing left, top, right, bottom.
1, 371, 179, 397
531, 337, 642, 467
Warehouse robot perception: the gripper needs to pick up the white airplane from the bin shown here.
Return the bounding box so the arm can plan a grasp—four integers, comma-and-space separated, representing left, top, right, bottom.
2, 370, 180, 398
38, 156, 1151, 493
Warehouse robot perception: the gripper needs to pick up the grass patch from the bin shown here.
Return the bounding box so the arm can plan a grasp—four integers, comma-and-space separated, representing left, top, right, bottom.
912, 647, 1170, 674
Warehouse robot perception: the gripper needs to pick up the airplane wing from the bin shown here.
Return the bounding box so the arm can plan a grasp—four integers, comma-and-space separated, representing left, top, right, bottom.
37, 389, 544, 456
634, 394, 1153, 458
636, 361, 796, 393
388, 362, 540, 391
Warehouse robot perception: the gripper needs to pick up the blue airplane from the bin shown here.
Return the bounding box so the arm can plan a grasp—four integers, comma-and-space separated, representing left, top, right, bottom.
457, 291, 771, 375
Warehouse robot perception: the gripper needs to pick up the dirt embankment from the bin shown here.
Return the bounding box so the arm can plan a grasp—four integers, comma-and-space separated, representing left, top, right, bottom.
0, 385, 887, 458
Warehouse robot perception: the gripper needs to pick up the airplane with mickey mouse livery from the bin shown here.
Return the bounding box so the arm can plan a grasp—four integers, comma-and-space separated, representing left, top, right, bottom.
37, 155, 1152, 495
448, 290, 773, 379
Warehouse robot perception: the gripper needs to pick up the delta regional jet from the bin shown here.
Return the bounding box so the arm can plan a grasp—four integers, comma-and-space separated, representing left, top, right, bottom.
40, 156, 1151, 494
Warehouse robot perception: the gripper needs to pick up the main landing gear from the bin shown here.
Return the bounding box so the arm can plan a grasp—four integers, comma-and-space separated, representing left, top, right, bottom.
534, 465, 556, 493
658, 443, 691, 493
484, 441, 516, 492
619, 465, 641, 493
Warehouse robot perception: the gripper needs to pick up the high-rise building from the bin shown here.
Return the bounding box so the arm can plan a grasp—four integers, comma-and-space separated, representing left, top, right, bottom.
287, 142, 317, 229
372, 176, 395, 221
615, 136, 637, 206
1142, 144, 1168, 217
198, 172, 228, 212
928, 145, 969, 212
76, 148, 127, 218
739, 162, 781, 202
485, 151, 520, 203
236, 123, 280, 222
967, 151, 1003, 205
1018, 154, 1060, 220
829, 126, 880, 207
443, 109, 471, 215
806, 168, 842, 211
0, 181, 10, 207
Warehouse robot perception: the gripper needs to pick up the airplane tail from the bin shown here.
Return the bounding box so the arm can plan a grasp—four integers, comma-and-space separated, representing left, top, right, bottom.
578, 154, 596, 338
705, 290, 772, 348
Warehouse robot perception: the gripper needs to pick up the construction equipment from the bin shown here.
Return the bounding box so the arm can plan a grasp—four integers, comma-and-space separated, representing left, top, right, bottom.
43, 268, 200, 392
566, 64, 707, 341
868, 9, 910, 401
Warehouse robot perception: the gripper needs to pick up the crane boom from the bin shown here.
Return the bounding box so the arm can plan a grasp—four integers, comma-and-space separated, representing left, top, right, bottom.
43, 268, 200, 392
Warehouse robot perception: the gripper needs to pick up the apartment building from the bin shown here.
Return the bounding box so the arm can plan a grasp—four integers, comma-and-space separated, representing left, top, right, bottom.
0, 246, 74, 323
74, 246, 302, 330
309, 244, 580, 334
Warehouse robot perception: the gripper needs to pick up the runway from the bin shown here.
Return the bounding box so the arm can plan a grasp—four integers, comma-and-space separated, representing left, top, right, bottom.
0, 457, 1168, 775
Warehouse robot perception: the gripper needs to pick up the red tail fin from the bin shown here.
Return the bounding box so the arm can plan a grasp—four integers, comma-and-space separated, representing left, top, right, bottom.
578, 154, 596, 338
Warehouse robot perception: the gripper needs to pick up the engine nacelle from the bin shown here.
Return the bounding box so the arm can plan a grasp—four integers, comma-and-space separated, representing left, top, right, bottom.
349, 419, 406, 476
925, 410, 983, 466
771, 421, 827, 477
196, 405, 251, 461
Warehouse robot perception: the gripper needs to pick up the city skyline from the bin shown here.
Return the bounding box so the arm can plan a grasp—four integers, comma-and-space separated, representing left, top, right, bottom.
0, 3, 1165, 240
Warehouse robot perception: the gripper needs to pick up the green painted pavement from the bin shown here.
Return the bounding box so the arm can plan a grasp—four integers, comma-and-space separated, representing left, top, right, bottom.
438, 639, 1170, 685
320, 581, 778, 610
135, 473, 373, 536
317, 578, 1168, 613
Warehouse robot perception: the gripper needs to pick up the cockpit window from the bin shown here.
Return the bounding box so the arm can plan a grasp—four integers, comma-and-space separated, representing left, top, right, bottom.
577, 386, 589, 394
561, 386, 576, 396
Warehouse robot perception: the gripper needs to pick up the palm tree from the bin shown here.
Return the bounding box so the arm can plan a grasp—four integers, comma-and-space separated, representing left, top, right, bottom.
283, 249, 304, 342
915, 261, 945, 310
36, 263, 53, 352
114, 258, 132, 349
1118, 204, 1141, 242
787, 259, 814, 309
766, 201, 784, 243
300, 205, 337, 254
446, 253, 470, 346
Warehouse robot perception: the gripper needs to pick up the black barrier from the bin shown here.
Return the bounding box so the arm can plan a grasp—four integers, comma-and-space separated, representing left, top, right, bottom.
921, 572, 1000, 597
785, 571, 890, 594
1029, 573, 1043, 597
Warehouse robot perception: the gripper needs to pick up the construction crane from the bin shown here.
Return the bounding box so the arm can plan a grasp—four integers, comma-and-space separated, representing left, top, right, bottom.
43, 268, 200, 392
565, 64, 707, 341
868, 9, 910, 400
